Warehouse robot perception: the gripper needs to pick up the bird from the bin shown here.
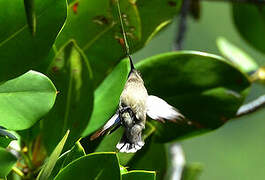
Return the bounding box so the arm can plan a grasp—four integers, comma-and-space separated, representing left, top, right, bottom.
90, 0, 186, 153
90, 55, 185, 153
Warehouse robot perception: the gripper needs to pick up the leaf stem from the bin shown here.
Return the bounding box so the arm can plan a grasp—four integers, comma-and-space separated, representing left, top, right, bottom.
173, 0, 191, 51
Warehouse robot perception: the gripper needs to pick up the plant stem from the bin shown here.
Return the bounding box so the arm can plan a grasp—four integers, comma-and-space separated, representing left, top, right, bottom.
12, 166, 25, 177
174, 0, 191, 51
236, 95, 265, 117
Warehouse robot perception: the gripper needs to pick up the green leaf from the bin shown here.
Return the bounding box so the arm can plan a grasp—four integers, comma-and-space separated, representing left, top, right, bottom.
54, 152, 121, 180
82, 58, 130, 137
54, 0, 140, 86
216, 37, 258, 73
135, 0, 181, 47
0, 70, 57, 130
181, 163, 203, 180
232, 4, 265, 54
23, 0, 36, 36
37, 130, 70, 180
122, 170, 156, 180
136, 51, 250, 142
51, 142, 85, 178
0, 0, 67, 82
127, 140, 167, 180
0, 147, 17, 178
41, 41, 93, 154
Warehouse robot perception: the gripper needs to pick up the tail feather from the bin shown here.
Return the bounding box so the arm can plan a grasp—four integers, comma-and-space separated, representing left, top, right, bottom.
116, 133, 144, 153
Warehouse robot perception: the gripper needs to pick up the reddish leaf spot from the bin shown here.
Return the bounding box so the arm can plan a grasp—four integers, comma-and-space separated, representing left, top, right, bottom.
72, 2, 79, 14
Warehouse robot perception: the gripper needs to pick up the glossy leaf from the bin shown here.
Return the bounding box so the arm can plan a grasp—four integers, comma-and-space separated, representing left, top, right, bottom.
122, 170, 156, 180
42, 41, 93, 154
82, 59, 130, 137
0, 0, 67, 82
232, 4, 265, 54
0, 147, 17, 178
136, 51, 250, 142
54, 152, 121, 180
37, 130, 70, 180
217, 37, 258, 73
55, 0, 140, 86
0, 71, 57, 130
51, 142, 85, 178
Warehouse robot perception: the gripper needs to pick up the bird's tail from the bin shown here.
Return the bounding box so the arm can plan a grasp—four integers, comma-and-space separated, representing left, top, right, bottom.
116, 133, 144, 153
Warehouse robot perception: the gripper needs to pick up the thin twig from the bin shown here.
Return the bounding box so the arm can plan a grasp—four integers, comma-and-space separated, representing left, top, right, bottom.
174, 0, 191, 50
236, 95, 265, 117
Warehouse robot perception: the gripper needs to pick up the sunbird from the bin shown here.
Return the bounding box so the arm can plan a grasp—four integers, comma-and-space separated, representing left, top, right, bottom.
90, 55, 185, 153
90, 0, 186, 153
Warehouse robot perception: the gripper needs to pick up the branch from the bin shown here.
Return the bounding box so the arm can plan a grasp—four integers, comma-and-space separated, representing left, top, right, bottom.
173, 0, 191, 50
236, 95, 265, 117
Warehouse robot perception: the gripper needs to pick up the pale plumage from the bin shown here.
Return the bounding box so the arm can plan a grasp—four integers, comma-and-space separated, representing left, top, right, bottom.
90, 69, 185, 153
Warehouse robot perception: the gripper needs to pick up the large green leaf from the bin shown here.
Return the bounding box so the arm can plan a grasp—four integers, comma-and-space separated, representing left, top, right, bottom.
232, 4, 265, 54
53, 0, 180, 86
54, 0, 140, 86
42, 41, 93, 154
122, 170, 156, 180
51, 142, 85, 178
0, 71, 57, 130
37, 130, 70, 180
136, 51, 250, 142
0, 147, 17, 178
0, 0, 67, 82
216, 37, 258, 73
82, 58, 130, 137
54, 152, 121, 180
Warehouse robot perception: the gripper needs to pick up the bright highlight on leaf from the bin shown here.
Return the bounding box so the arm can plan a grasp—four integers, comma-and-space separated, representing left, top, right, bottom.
0, 70, 57, 130
217, 37, 258, 73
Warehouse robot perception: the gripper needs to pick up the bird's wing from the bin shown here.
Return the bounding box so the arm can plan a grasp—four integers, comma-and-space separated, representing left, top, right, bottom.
146, 95, 184, 122
90, 113, 120, 140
